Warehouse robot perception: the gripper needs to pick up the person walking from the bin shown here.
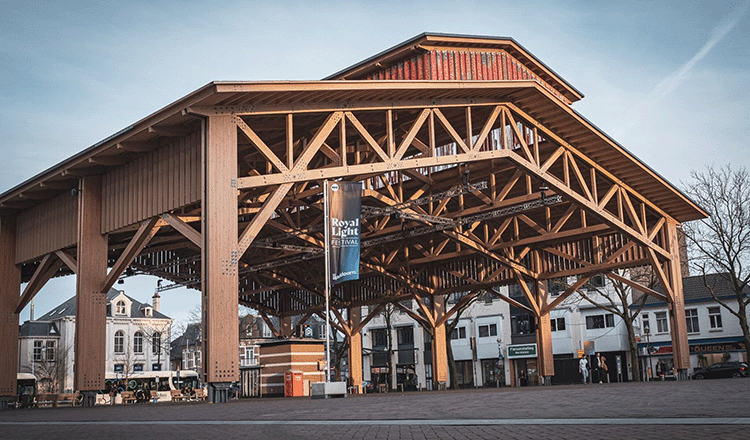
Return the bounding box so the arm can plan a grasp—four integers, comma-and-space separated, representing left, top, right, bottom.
656, 359, 666, 381
599, 353, 609, 383
579, 354, 589, 384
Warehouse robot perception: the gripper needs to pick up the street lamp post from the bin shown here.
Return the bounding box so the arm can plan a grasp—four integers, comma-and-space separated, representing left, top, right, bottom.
644, 328, 653, 382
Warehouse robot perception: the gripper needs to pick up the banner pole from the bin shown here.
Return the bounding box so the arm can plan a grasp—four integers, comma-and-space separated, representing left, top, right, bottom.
323, 181, 331, 384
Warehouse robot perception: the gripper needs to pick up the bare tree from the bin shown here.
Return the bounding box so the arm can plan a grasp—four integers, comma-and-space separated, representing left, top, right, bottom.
329, 320, 349, 382
379, 303, 396, 390
682, 165, 750, 363
444, 291, 480, 389
136, 320, 172, 368
572, 271, 655, 382
35, 342, 72, 393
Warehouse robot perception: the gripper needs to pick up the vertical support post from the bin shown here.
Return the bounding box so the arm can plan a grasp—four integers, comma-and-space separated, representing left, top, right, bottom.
535, 280, 554, 384
202, 115, 239, 403
280, 316, 293, 338
431, 295, 448, 389
666, 220, 690, 376
348, 306, 363, 394
0, 216, 21, 408
74, 175, 108, 406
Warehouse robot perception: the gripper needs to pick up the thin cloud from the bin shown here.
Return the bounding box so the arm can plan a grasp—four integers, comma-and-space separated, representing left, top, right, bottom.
623, 5, 747, 133
650, 6, 747, 102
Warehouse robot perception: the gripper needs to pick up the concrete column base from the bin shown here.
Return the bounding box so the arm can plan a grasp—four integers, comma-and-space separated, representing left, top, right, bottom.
209, 382, 232, 403
81, 391, 97, 407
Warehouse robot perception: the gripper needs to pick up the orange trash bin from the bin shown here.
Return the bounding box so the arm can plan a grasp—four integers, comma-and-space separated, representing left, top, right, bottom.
284, 369, 304, 397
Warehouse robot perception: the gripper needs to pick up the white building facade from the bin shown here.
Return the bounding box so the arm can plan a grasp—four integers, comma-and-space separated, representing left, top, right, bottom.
634, 273, 750, 379
18, 288, 172, 393
360, 277, 638, 389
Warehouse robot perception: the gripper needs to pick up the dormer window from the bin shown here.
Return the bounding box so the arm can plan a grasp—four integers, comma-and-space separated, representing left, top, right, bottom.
116, 300, 126, 315
144, 307, 152, 317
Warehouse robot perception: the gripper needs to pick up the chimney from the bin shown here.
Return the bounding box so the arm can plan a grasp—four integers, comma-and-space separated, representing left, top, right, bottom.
152, 292, 161, 313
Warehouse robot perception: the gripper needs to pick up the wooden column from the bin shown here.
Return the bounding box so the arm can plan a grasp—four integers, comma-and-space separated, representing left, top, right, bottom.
666, 220, 690, 372
347, 306, 363, 393
201, 115, 239, 401
74, 175, 108, 399
0, 216, 21, 402
534, 280, 554, 382
280, 316, 293, 337
431, 295, 448, 387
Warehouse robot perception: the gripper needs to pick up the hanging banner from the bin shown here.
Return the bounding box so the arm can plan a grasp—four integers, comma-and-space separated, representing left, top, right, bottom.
326, 181, 361, 285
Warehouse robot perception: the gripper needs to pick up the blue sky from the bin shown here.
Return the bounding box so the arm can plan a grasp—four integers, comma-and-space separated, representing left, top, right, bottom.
1, 1, 748, 329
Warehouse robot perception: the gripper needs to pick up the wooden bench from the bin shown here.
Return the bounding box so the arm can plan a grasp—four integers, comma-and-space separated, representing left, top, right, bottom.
150, 390, 159, 403
194, 388, 207, 401
120, 391, 136, 404
55, 393, 78, 407
36, 393, 56, 408
170, 390, 187, 402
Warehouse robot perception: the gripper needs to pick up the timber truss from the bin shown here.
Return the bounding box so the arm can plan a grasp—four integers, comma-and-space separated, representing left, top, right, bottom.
158, 93, 687, 324
15, 88, 691, 328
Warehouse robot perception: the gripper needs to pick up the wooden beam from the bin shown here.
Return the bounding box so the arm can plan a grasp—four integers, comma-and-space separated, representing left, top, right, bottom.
161, 213, 202, 248
16, 254, 63, 314
101, 216, 161, 293
606, 271, 667, 302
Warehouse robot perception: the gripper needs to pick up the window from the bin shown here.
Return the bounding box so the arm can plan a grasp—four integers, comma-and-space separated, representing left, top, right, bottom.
133, 364, 144, 372
133, 331, 144, 354
478, 324, 497, 338
642, 313, 650, 333
685, 309, 699, 333
549, 278, 566, 296
45, 340, 55, 361
656, 312, 668, 333
152, 332, 161, 355
451, 327, 467, 340
551, 318, 566, 332
241, 346, 256, 366
144, 308, 152, 317
586, 314, 615, 330
585, 274, 605, 291
511, 314, 534, 335
708, 307, 723, 330
397, 326, 414, 345
372, 328, 388, 347
114, 331, 125, 353
116, 300, 126, 315
33, 340, 43, 362
586, 315, 605, 329
605, 314, 615, 328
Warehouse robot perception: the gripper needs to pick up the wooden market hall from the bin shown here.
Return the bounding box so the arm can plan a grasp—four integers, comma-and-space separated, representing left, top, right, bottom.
0, 33, 707, 405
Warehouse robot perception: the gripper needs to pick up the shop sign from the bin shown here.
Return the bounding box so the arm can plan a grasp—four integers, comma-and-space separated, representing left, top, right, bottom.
507, 343, 538, 359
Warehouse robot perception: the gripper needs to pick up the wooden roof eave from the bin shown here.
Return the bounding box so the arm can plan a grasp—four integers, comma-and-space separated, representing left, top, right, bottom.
2, 80, 705, 225
0, 82, 220, 210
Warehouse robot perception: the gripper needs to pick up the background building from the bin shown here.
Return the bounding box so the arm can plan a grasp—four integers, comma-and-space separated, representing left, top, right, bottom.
18, 288, 172, 393
635, 273, 750, 379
